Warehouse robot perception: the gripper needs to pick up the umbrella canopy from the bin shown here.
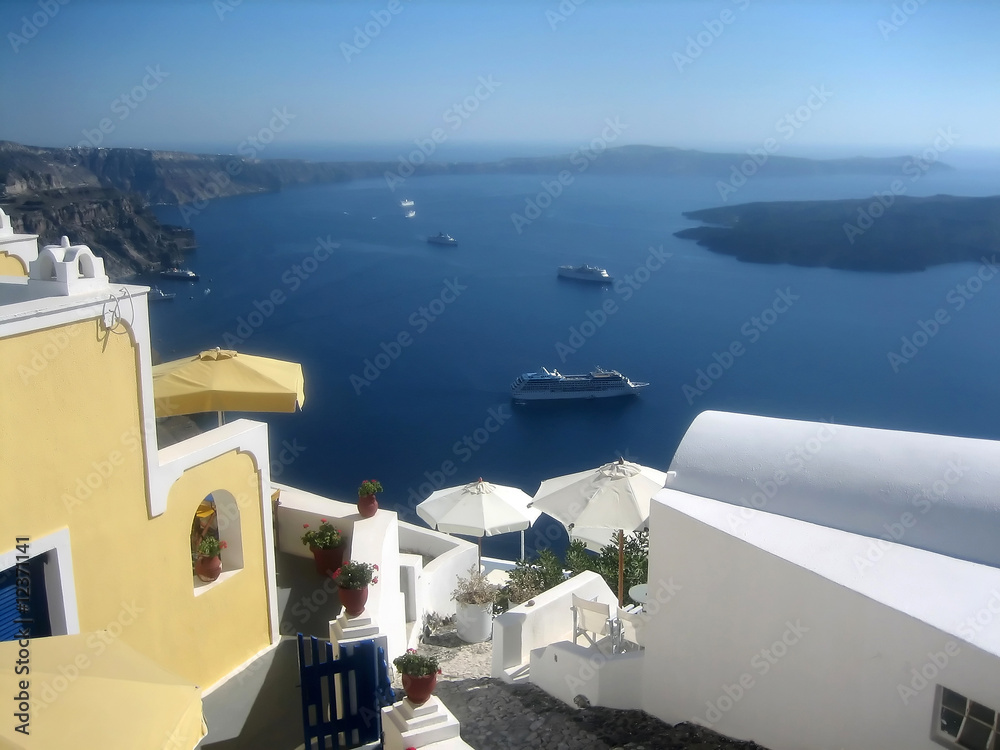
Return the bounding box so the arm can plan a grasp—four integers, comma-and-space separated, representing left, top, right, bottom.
152, 348, 305, 420
416, 478, 540, 560
0, 633, 206, 749
531, 458, 667, 604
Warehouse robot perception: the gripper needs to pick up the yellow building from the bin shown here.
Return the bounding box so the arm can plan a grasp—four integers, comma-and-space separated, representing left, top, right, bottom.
0, 209, 279, 745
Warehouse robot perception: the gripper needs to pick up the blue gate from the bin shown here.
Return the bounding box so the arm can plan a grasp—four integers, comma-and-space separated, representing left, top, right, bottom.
297, 634, 395, 749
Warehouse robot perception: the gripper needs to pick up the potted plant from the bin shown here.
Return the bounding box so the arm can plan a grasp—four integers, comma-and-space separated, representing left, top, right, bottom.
195, 536, 227, 582
331, 560, 379, 617
451, 566, 500, 643
301, 519, 344, 576
357, 479, 383, 518
392, 649, 441, 706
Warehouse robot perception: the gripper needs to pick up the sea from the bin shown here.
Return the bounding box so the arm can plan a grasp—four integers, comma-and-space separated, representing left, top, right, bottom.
147, 150, 1000, 561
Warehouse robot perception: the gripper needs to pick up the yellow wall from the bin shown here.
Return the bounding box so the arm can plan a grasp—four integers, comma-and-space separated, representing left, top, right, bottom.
0, 252, 27, 276
0, 316, 272, 687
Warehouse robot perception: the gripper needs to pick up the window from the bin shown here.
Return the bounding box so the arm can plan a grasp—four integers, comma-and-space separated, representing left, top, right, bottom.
190, 490, 244, 593
935, 686, 999, 750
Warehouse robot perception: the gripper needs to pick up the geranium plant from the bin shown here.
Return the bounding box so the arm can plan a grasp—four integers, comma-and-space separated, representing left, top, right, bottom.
197, 536, 227, 558
301, 519, 343, 550
358, 479, 383, 497
392, 649, 440, 677
332, 560, 379, 589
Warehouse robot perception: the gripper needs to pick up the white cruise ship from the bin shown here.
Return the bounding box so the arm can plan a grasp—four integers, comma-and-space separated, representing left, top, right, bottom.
558, 265, 612, 283
510, 367, 648, 401
400, 199, 415, 207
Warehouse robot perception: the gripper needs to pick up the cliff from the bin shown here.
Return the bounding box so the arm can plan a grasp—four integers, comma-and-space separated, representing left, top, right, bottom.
675, 194, 1000, 272
3, 188, 194, 280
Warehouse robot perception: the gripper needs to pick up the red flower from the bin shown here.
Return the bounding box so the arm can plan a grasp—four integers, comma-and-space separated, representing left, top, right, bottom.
372, 577, 379, 585
332, 568, 341, 578
373, 564, 379, 571
320, 518, 327, 523
220, 541, 228, 549
303, 523, 309, 528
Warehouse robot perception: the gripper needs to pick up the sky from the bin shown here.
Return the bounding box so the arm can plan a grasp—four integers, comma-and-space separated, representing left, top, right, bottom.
1, 0, 999, 161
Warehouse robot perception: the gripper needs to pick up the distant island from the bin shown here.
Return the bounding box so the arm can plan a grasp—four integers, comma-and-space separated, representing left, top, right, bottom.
675, 195, 1000, 272
0, 140, 954, 277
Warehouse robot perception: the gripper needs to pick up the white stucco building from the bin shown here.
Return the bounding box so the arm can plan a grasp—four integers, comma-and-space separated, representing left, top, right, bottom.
641, 411, 1000, 750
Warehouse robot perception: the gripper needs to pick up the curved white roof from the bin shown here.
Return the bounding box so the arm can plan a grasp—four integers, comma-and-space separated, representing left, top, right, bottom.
668, 411, 1000, 569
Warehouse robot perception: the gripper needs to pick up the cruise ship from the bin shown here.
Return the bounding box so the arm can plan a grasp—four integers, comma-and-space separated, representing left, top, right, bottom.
510, 367, 648, 401
400, 198, 414, 207
558, 265, 613, 283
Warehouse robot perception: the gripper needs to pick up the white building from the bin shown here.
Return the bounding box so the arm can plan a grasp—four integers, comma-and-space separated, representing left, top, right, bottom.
641, 410, 1000, 750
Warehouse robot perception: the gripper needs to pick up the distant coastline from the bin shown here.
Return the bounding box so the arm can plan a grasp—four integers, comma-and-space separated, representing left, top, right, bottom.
675, 194, 1000, 272
0, 140, 956, 277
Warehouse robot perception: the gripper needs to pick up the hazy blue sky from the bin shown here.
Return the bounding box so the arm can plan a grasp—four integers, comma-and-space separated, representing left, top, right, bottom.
1, 0, 998, 159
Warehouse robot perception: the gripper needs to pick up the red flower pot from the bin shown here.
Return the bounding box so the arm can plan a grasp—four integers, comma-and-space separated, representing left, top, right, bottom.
401, 672, 438, 706
195, 555, 222, 582
338, 585, 368, 617
310, 545, 344, 576
357, 494, 378, 518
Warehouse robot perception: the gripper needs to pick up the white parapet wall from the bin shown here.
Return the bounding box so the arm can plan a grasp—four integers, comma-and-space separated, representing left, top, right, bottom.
398, 521, 478, 621
530, 641, 644, 710
492, 571, 617, 682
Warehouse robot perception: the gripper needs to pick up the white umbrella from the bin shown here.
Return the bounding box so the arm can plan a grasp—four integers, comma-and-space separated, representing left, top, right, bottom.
416, 478, 540, 562
531, 458, 667, 604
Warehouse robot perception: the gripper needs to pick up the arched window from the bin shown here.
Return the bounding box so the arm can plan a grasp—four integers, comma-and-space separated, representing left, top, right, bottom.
190, 491, 243, 592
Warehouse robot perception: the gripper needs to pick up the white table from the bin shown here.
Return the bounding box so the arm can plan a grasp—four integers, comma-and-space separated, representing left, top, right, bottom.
628, 583, 648, 606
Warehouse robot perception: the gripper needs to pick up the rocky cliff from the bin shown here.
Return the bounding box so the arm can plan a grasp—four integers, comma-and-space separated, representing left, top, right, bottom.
3, 188, 194, 280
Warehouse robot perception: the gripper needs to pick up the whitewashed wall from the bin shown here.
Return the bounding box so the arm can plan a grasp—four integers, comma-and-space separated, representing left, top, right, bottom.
642, 493, 1000, 750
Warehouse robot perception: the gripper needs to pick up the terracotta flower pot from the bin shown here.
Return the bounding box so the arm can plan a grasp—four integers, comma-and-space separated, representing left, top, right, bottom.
357, 494, 378, 518
401, 672, 438, 706
338, 585, 368, 617
310, 545, 344, 576
195, 555, 222, 582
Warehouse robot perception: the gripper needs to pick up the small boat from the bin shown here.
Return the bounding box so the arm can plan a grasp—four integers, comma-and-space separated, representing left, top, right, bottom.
148, 286, 175, 302
427, 232, 458, 247
558, 265, 613, 283
400, 199, 415, 208
160, 267, 199, 281
404, 210, 416, 218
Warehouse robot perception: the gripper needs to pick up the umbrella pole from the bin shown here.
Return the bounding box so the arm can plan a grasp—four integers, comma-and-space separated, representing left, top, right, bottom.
520, 529, 525, 561
217, 411, 224, 428
478, 536, 482, 570
618, 529, 625, 607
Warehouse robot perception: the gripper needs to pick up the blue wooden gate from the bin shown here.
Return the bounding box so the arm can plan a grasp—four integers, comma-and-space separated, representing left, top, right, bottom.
297, 634, 395, 749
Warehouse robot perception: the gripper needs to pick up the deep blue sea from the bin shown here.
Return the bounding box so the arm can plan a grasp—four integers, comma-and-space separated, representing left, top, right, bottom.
149, 161, 1000, 560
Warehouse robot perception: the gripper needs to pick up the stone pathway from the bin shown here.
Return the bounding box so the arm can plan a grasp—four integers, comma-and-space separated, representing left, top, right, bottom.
406, 623, 771, 750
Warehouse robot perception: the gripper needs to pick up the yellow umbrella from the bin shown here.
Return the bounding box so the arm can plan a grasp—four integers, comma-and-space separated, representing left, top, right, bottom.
152, 348, 305, 425
0, 633, 206, 749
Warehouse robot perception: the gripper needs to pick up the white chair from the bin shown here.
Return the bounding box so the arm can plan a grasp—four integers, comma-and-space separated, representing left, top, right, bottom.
572, 594, 612, 649
617, 606, 646, 651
